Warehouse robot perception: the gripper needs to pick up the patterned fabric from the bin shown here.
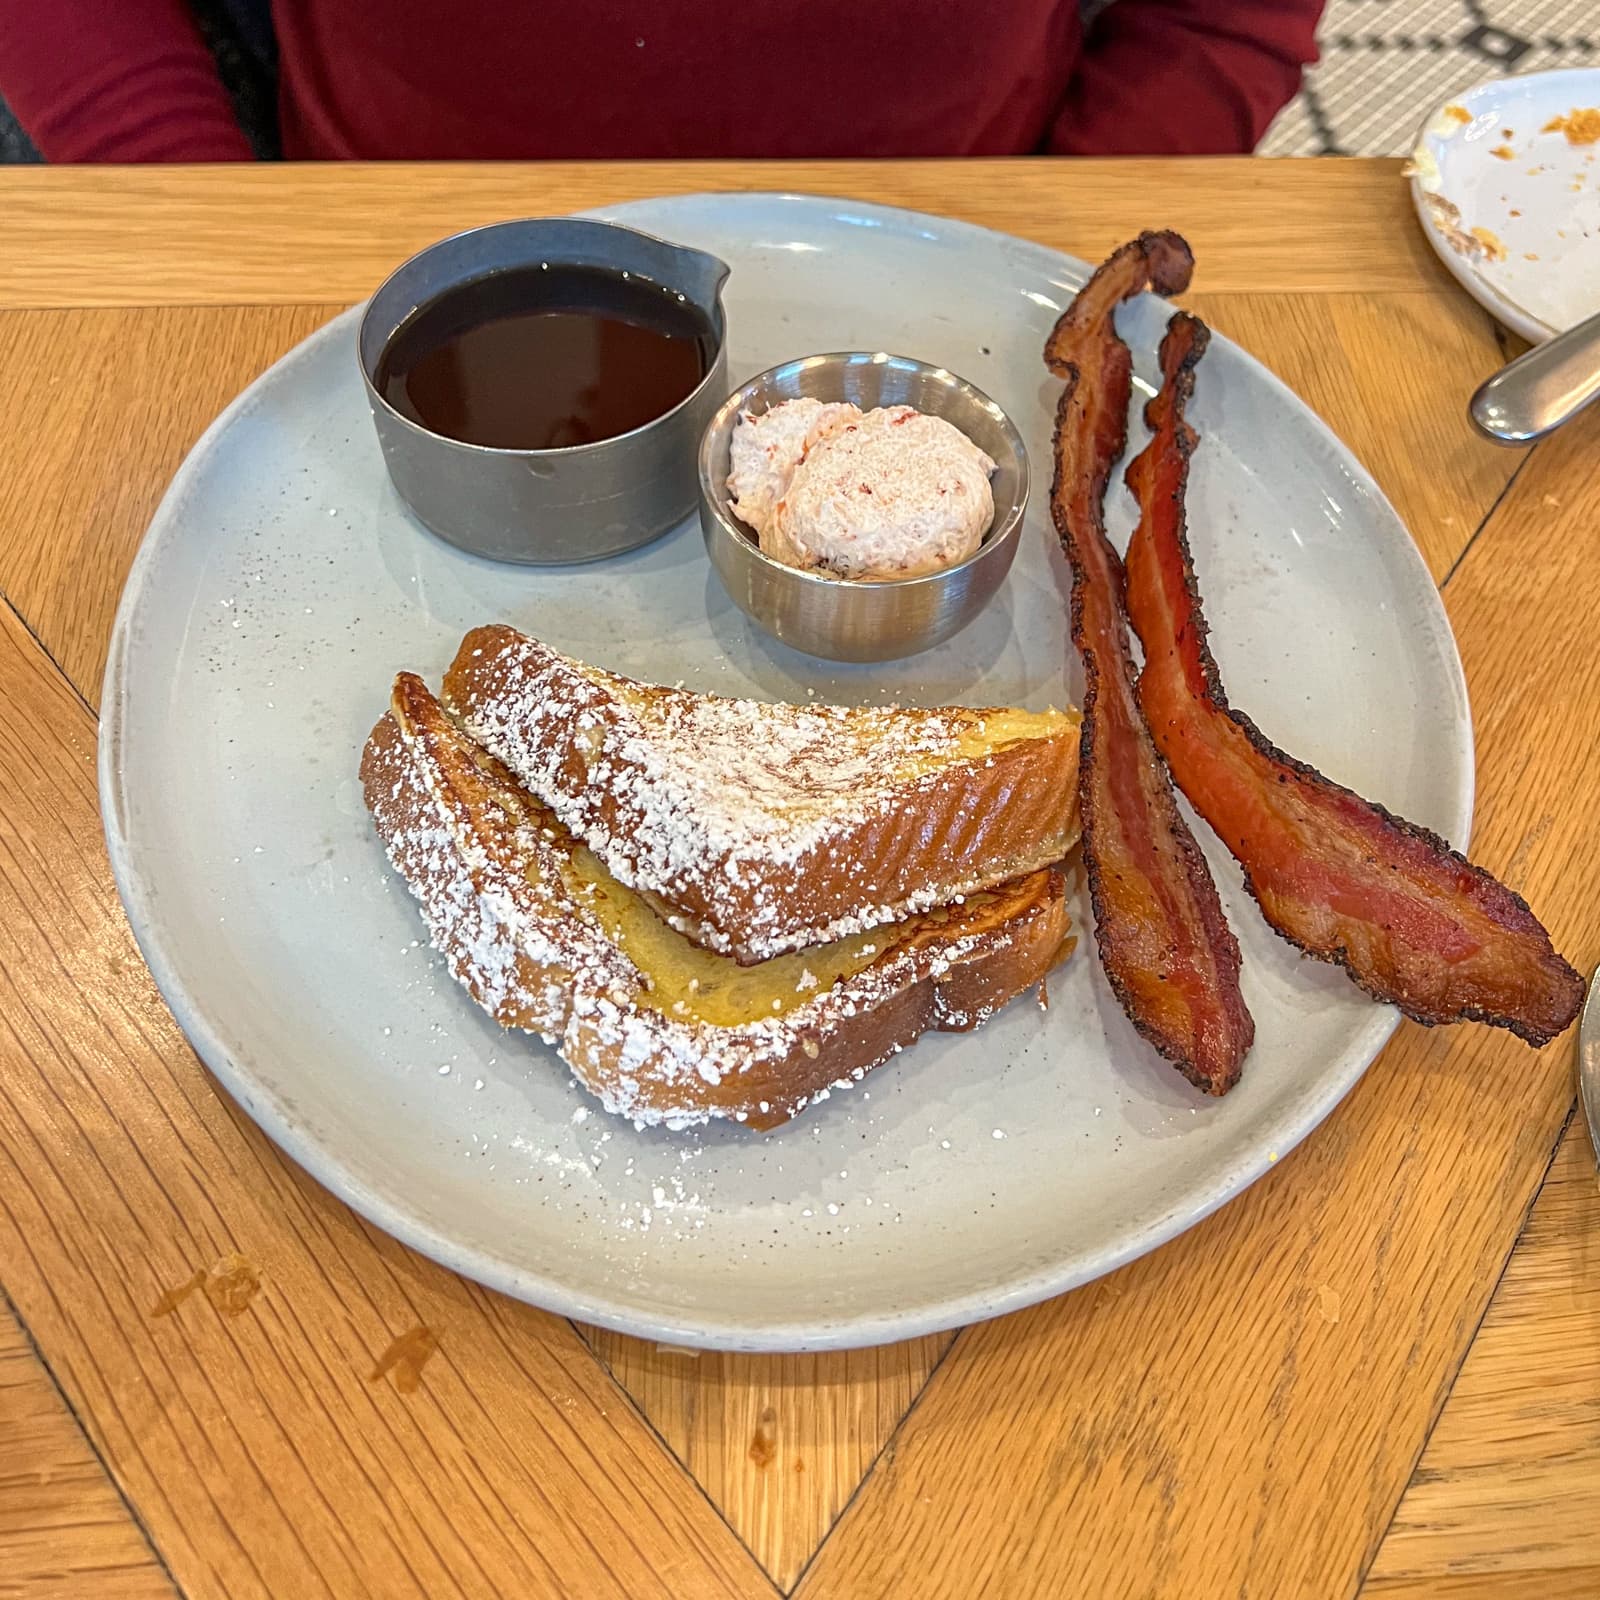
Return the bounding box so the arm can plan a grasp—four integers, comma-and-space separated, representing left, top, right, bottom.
1263, 0, 1599, 155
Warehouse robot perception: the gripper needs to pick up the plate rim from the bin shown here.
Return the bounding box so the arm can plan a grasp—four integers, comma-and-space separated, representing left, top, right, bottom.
99, 192, 1473, 1350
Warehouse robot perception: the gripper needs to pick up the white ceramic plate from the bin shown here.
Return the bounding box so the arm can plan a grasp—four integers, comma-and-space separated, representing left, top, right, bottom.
1410, 67, 1600, 342
101, 195, 1471, 1350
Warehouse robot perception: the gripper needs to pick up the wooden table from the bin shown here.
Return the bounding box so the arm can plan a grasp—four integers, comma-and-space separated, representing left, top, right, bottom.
0, 158, 1596, 1600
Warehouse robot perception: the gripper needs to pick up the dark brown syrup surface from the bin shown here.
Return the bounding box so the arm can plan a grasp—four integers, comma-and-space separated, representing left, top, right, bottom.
376, 264, 714, 450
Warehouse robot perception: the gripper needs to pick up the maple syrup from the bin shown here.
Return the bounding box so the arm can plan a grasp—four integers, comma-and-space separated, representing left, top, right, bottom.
375, 263, 714, 451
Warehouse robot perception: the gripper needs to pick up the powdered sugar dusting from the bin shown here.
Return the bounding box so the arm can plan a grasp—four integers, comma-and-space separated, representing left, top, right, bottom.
447, 629, 1073, 960
362, 678, 1063, 1129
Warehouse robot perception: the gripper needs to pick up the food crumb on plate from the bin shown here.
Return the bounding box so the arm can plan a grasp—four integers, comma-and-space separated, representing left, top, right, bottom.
1543, 107, 1600, 146
1469, 226, 1508, 262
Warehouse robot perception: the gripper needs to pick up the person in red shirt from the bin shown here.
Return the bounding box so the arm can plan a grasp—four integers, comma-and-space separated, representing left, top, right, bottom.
0, 0, 1323, 163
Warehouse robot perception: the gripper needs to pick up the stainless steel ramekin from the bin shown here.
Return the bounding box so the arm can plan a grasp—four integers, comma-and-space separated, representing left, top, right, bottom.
698, 352, 1029, 661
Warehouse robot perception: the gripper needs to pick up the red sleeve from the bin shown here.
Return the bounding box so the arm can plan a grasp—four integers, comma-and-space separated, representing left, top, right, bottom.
1049, 0, 1322, 155
0, 0, 252, 162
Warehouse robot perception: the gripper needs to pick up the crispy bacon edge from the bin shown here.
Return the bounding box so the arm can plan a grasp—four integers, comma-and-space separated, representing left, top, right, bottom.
1123, 311, 1583, 1047
1046, 232, 1254, 1093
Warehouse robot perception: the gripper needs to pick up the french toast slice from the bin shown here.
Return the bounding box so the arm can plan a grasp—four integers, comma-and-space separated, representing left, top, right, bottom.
362, 672, 1072, 1130
442, 625, 1082, 965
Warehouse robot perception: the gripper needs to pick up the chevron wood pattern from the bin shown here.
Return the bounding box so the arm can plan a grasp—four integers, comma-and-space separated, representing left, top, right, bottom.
1, 161, 1596, 1600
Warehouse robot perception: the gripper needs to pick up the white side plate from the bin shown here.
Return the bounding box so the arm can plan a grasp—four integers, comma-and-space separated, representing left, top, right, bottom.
1410, 67, 1600, 342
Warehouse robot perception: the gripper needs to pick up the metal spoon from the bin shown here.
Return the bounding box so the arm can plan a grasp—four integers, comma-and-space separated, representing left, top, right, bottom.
1469, 306, 1600, 444
1581, 966, 1600, 1170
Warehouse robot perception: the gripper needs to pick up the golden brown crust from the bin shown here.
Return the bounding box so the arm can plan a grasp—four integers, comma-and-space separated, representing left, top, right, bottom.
442, 625, 1082, 965
361, 675, 1072, 1130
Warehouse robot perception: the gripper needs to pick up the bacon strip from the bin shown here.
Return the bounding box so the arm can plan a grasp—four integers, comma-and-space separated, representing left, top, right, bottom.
1046, 232, 1254, 1093
1124, 312, 1583, 1046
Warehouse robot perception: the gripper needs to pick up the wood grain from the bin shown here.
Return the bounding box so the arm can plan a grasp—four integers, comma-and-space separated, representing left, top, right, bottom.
1362, 1117, 1600, 1598
0, 1294, 173, 1600
795, 401, 1600, 1600
582, 1329, 956, 1590
0, 595, 774, 1600
0, 305, 341, 707
1366, 1574, 1600, 1600
0, 160, 1454, 311
1, 161, 1593, 1598
1189, 290, 1510, 583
